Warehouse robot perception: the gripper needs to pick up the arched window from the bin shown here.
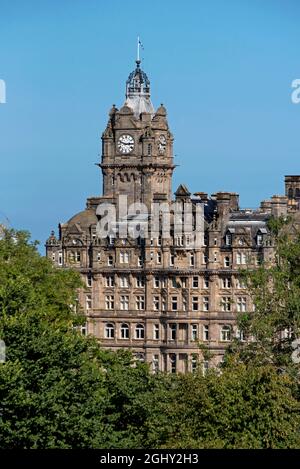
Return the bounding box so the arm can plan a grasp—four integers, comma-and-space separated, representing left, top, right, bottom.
170, 353, 177, 373
105, 323, 115, 339
135, 323, 145, 339
120, 323, 129, 339
220, 325, 231, 342
288, 188, 294, 199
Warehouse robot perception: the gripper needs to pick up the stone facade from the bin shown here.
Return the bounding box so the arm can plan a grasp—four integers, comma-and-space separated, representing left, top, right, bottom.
46, 60, 300, 373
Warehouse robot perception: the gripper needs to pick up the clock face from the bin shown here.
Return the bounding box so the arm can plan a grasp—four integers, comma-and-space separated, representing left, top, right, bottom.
158, 135, 166, 154
117, 134, 134, 154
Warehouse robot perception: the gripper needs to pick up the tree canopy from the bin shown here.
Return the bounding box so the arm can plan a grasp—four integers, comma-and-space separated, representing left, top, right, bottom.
1, 227, 300, 449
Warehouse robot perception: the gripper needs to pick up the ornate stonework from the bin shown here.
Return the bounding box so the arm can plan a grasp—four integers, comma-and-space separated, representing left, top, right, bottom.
46, 60, 300, 373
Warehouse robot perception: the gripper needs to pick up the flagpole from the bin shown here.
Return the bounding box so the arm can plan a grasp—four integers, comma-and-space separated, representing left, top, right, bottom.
137, 36, 139, 62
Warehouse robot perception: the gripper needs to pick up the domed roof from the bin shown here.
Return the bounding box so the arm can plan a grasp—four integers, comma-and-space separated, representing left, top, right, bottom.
125, 60, 155, 118
67, 209, 97, 227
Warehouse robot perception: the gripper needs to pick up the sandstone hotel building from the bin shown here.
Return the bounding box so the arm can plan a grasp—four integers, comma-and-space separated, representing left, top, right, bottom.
46, 58, 300, 373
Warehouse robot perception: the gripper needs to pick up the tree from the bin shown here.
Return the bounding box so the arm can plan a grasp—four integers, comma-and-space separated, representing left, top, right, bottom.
0, 229, 152, 448
228, 218, 300, 377
158, 363, 300, 449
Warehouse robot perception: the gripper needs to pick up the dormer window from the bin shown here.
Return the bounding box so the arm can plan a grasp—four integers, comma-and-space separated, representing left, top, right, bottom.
225, 233, 232, 246
256, 228, 267, 246
257, 234, 263, 246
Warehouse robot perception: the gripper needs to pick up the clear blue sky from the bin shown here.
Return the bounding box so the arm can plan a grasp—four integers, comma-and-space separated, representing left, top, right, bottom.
1, 0, 300, 250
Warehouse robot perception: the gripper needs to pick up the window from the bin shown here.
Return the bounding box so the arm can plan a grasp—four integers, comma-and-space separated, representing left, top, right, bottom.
150, 251, 154, 261
203, 325, 209, 341
191, 324, 198, 341
147, 143, 152, 156
176, 235, 183, 246
75, 251, 81, 262
192, 296, 199, 311
214, 238, 217, 246
203, 277, 209, 289
108, 235, 115, 246
236, 329, 245, 342
120, 251, 129, 263
224, 256, 230, 267
106, 276, 114, 287
154, 276, 160, 288
222, 277, 231, 289
152, 354, 159, 373
203, 253, 208, 264
220, 325, 231, 342
225, 233, 232, 246
170, 324, 177, 340
79, 323, 87, 336
138, 256, 143, 267
86, 295, 92, 310
203, 234, 208, 246
108, 255, 113, 266
191, 355, 198, 372
136, 295, 145, 310
256, 254, 263, 265
97, 252, 101, 261
237, 297, 247, 312
120, 323, 129, 339
257, 234, 263, 246
162, 298, 166, 311
170, 354, 177, 373
202, 361, 209, 376
221, 297, 231, 312
190, 253, 194, 266
157, 252, 162, 264
172, 277, 177, 288
153, 296, 160, 311
119, 276, 128, 288
213, 252, 218, 262
153, 324, 160, 340
120, 295, 129, 310
203, 296, 209, 312
157, 236, 162, 246
181, 277, 187, 288
136, 276, 145, 287
105, 323, 115, 339
192, 276, 199, 288
105, 295, 114, 310
182, 297, 187, 311
171, 296, 178, 311
52, 252, 55, 262
236, 252, 247, 265
150, 237, 154, 246
87, 275, 92, 287
170, 253, 174, 266
135, 323, 145, 339
58, 252, 63, 266
161, 277, 166, 288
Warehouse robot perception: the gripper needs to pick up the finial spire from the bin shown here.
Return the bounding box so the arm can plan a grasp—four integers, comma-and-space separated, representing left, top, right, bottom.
136, 36, 143, 65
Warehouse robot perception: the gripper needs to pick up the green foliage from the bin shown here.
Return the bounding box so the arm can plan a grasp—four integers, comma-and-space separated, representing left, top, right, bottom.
1, 227, 300, 449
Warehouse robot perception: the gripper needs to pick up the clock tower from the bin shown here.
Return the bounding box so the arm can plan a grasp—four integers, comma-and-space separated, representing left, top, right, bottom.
100, 59, 175, 212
